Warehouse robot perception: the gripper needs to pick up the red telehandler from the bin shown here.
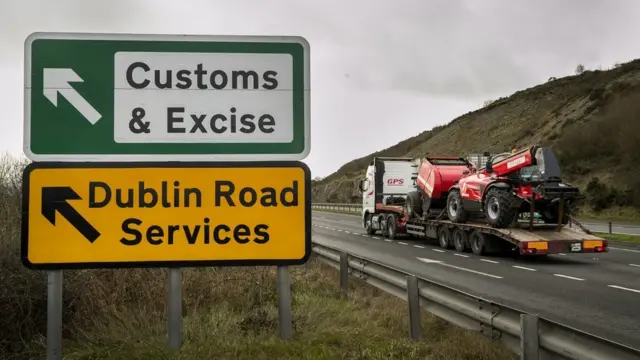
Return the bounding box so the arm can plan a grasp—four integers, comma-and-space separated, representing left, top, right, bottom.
446, 146, 581, 228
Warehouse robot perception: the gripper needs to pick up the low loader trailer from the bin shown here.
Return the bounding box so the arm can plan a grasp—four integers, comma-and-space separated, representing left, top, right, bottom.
358, 153, 608, 256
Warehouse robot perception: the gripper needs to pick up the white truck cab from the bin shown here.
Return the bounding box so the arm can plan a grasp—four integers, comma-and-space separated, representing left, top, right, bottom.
358, 157, 419, 234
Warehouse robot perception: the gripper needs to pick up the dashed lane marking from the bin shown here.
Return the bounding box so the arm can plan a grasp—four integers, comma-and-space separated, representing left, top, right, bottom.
398, 242, 408, 246
416, 257, 503, 279
607, 285, 640, 294
480, 259, 499, 264
630, 264, 640, 268
513, 265, 537, 272
384, 239, 393, 242
372, 237, 380, 240
414, 245, 425, 249
432, 249, 445, 253
454, 253, 469, 258
553, 274, 585, 281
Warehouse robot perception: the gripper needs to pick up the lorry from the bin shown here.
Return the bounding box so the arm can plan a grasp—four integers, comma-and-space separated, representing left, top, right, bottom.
357, 148, 608, 256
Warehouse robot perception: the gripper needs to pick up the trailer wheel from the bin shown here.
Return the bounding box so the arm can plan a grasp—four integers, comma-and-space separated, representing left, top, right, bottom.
452, 227, 469, 252
484, 188, 516, 228
364, 214, 375, 235
447, 190, 468, 223
470, 231, 486, 255
437, 226, 452, 249
387, 214, 397, 240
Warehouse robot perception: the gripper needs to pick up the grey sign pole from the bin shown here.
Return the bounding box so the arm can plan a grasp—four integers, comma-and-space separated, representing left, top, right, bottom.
276, 265, 293, 339
47, 270, 63, 360
168, 268, 182, 350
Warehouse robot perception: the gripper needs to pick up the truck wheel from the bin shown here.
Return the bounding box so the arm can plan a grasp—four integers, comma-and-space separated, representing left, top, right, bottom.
380, 216, 389, 238
364, 214, 375, 235
437, 226, 452, 249
484, 188, 516, 228
447, 190, 468, 223
470, 231, 486, 255
406, 191, 422, 218
387, 214, 397, 240
452, 227, 468, 252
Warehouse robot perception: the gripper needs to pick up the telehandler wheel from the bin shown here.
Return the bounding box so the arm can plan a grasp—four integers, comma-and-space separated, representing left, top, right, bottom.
541, 205, 570, 225
469, 231, 486, 255
437, 226, 452, 249
447, 190, 468, 223
364, 213, 375, 235
406, 191, 422, 218
386, 214, 397, 240
452, 227, 469, 252
484, 188, 516, 228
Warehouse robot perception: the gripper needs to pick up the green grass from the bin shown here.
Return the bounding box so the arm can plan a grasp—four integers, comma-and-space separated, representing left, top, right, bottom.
596, 233, 640, 245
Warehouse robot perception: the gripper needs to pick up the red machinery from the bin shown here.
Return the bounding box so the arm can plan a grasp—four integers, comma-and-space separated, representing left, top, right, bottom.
404, 156, 475, 219
446, 146, 581, 228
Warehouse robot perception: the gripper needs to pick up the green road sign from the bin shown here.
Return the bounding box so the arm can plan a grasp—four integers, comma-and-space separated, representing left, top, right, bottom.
24, 32, 310, 161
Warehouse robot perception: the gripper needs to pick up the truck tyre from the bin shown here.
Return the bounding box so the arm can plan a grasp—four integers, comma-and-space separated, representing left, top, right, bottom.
437, 226, 452, 249
405, 191, 422, 218
470, 231, 486, 255
483, 188, 516, 228
452, 227, 468, 252
387, 214, 397, 240
364, 213, 375, 235
380, 216, 389, 238
447, 190, 468, 223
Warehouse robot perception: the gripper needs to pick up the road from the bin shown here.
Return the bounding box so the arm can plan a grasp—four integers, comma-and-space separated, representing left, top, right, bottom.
311, 210, 640, 350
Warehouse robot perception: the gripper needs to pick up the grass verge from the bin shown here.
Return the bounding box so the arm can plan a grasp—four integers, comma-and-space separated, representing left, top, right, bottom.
596, 233, 640, 245
0, 154, 515, 359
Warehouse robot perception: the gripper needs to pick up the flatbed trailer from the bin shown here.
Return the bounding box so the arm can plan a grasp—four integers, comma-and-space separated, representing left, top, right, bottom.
359, 155, 609, 257
371, 209, 609, 256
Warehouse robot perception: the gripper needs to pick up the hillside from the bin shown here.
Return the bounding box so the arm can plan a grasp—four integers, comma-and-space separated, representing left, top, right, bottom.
312, 59, 640, 220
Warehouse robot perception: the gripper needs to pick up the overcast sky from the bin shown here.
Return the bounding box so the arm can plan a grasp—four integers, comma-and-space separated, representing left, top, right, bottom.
2, 0, 639, 178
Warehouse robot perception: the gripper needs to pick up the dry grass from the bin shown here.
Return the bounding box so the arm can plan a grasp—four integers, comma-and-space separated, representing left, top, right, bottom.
0, 154, 515, 360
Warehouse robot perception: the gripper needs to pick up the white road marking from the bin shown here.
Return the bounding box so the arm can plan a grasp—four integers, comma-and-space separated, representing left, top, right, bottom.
607, 285, 640, 294
629, 264, 640, 268
330, 228, 336, 231
553, 274, 585, 281
372, 237, 380, 240
398, 242, 408, 245
610, 247, 640, 253
513, 265, 537, 272
337, 229, 343, 232
384, 239, 393, 242
454, 253, 469, 258
480, 259, 499, 264
432, 249, 445, 253
361, 234, 368, 237
413, 245, 425, 249
416, 257, 503, 279
558, 253, 567, 256
344, 231, 351, 234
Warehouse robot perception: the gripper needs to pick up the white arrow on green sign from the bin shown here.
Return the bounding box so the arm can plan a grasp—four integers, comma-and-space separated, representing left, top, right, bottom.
24, 32, 310, 161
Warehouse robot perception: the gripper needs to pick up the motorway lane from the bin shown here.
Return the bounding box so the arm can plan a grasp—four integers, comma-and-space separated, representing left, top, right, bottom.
311, 211, 640, 350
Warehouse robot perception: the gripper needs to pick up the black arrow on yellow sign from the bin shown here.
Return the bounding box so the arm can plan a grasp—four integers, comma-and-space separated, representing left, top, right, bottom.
41, 186, 101, 243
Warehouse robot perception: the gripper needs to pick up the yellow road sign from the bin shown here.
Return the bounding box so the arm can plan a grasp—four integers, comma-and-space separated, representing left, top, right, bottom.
21, 161, 311, 269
